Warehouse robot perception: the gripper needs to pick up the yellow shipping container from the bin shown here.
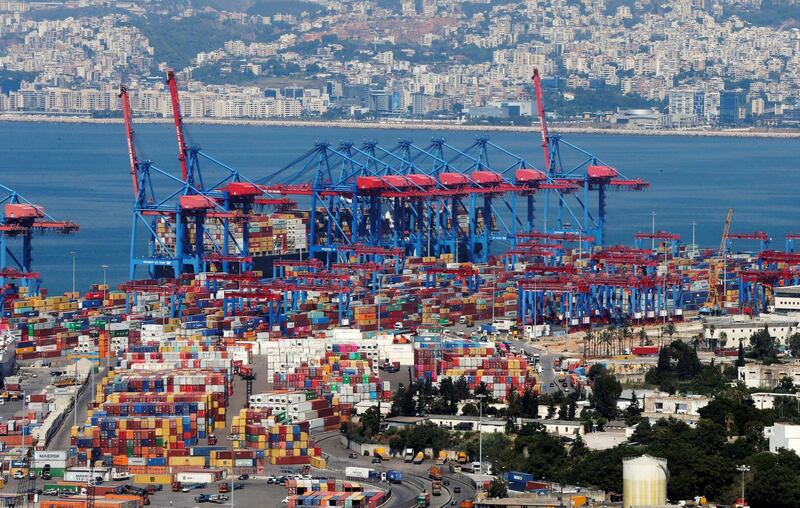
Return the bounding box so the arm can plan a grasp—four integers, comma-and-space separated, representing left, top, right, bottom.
133, 473, 173, 485
168, 456, 206, 467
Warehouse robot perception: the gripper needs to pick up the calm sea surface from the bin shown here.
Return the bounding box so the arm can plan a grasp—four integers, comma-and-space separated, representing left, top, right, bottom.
1, 121, 797, 293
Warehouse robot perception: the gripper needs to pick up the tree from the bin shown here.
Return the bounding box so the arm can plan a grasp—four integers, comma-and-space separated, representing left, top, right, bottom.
789, 333, 800, 358
359, 406, 381, 438
591, 372, 622, 420
462, 403, 479, 416
749, 326, 777, 360
736, 340, 746, 367
625, 390, 642, 421
719, 331, 728, 350
487, 478, 508, 498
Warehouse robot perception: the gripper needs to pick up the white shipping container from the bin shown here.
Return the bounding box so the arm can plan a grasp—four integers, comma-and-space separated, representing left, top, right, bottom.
34, 450, 68, 462
176, 471, 217, 484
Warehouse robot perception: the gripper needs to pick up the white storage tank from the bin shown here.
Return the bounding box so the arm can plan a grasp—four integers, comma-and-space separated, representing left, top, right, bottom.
623, 455, 668, 508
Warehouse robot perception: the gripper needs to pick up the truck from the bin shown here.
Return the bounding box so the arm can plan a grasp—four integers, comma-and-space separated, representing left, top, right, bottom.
428, 466, 442, 481
111, 470, 131, 481
344, 467, 378, 481
435, 451, 447, 465
431, 480, 442, 496
386, 470, 403, 484
492, 319, 514, 332
381, 360, 400, 373
456, 452, 468, 464
458, 315, 474, 327
413, 452, 424, 464
404, 448, 415, 463
373, 447, 390, 461
417, 493, 431, 507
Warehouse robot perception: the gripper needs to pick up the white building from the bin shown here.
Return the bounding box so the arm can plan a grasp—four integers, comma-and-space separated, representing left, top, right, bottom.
738, 362, 800, 389
768, 423, 800, 454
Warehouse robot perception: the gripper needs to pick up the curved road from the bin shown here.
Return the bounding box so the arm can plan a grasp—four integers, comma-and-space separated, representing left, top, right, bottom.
314, 431, 476, 508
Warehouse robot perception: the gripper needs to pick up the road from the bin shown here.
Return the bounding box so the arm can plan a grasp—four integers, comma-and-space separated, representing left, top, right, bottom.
314, 430, 477, 508
48, 366, 106, 451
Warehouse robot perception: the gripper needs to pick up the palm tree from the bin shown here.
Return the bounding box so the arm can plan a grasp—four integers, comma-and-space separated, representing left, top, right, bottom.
719, 331, 728, 350
583, 331, 593, 358
638, 328, 647, 347
664, 322, 677, 347
621, 326, 633, 354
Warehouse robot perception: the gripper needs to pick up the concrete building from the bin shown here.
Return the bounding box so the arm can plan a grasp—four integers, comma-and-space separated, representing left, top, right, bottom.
642, 392, 711, 426
773, 286, 800, 313
768, 423, 800, 454
427, 414, 506, 434
516, 418, 585, 438
752, 392, 800, 410
738, 362, 800, 389
703, 315, 800, 345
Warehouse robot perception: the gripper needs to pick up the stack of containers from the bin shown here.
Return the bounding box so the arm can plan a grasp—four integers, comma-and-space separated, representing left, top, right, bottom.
287, 491, 385, 508
286, 478, 337, 495
266, 424, 323, 466
438, 355, 537, 400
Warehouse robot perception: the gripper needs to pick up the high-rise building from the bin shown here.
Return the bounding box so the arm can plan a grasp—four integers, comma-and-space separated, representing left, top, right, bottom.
719, 90, 744, 125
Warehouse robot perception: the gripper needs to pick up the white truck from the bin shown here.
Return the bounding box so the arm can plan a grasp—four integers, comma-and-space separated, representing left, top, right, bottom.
492, 319, 515, 333
344, 467, 374, 480
403, 448, 415, 463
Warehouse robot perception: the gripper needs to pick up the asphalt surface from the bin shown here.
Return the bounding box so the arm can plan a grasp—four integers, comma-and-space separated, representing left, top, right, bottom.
315, 430, 477, 508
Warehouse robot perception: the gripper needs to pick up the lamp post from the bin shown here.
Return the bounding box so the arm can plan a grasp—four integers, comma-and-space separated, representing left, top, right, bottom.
476, 394, 486, 474
101, 264, 109, 299
737, 464, 750, 505
651, 211, 656, 251
70, 251, 76, 294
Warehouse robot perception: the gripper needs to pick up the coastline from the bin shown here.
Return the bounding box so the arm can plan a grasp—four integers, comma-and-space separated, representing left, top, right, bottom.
1, 113, 800, 138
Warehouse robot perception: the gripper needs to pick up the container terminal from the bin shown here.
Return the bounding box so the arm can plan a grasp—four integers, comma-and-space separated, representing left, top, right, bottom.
0, 71, 790, 508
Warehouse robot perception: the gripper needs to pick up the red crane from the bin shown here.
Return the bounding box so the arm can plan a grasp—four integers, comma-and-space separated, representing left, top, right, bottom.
531, 68, 550, 169
119, 85, 140, 197
167, 70, 190, 183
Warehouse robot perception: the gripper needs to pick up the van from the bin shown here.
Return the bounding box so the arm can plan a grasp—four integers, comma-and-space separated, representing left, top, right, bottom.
472, 462, 481, 473
394, 322, 403, 330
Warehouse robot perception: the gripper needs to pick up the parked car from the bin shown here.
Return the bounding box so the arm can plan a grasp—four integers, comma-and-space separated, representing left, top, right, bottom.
13, 471, 24, 479
238, 474, 249, 481
194, 494, 210, 503
371, 458, 382, 464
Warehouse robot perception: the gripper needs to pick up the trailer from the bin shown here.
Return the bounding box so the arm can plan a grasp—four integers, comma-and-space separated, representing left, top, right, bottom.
386, 470, 403, 484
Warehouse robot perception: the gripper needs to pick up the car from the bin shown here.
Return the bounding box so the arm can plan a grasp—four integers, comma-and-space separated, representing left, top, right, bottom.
451, 502, 457, 506
28, 471, 37, 479
371, 457, 382, 464
443, 480, 450, 486
549, 382, 555, 387
454, 487, 461, 493
348, 452, 359, 459
42, 489, 58, 496
181, 486, 192, 493
562, 382, 568, 387
266, 476, 275, 484
238, 474, 249, 481
13, 471, 24, 479
41, 471, 52, 480
281, 498, 289, 505
194, 494, 210, 503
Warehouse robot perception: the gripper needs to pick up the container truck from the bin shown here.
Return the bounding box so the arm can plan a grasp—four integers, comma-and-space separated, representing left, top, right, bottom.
413, 452, 424, 464
428, 466, 442, 481
457, 452, 468, 464
404, 448, 415, 463
431, 480, 443, 496
386, 470, 403, 484
345, 467, 379, 481
417, 492, 431, 507
435, 451, 447, 465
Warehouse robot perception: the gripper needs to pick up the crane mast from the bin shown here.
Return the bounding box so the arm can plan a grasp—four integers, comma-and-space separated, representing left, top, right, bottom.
531, 68, 551, 169
166, 70, 190, 183
119, 85, 139, 197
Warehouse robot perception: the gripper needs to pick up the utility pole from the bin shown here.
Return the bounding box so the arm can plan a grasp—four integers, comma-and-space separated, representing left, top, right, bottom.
70, 251, 77, 294
477, 394, 486, 474
101, 264, 109, 300
651, 211, 656, 251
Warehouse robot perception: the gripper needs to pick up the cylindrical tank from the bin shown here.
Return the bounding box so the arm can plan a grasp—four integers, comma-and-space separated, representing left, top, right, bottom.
623, 455, 668, 508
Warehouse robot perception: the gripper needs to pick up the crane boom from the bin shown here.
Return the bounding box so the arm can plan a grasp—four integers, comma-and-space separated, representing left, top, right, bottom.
720, 208, 734, 255
166, 70, 189, 183
119, 85, 139, 197
531, 68, 550, 169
